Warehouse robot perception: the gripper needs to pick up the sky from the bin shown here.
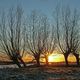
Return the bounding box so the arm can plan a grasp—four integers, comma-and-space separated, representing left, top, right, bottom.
0, 0, 80, 16
0, 0, 80, 62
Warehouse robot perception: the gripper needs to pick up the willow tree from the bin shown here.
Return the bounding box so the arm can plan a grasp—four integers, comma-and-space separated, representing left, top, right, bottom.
70, 9, 80, 65
41, 15, 56, 65
55, 6, 80, 65
0, 6, 26, 68
26, 11, 49, 66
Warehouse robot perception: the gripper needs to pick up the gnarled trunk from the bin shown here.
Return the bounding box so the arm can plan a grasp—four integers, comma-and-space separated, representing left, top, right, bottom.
18, 58, 26, 67
45, 55, 49, 65
12, 53, 26, 68
36, 59, 40, 66
16, 52, 26, 67
64, 53, 69, 66
73, 53, 79, 65
12, 57, 21, 68
34, 54, 40, 67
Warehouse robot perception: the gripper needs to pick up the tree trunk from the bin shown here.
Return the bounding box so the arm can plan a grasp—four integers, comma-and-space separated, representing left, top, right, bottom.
64, 54, 69, 66
16, 52, 26, 67
12, 58, 21, 68
18, 58, 26, 67
45, 55, 49, 65
74, 53, 79, 65
36, 59, 40, 67
34, 54, 40, 67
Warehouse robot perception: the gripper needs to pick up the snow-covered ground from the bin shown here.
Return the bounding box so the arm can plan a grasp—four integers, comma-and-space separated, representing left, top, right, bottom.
0, 66, 80, 80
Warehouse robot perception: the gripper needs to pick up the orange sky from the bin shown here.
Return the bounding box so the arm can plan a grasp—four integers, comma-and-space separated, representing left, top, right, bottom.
0, 52, 77, 63
23, 53, 77, 63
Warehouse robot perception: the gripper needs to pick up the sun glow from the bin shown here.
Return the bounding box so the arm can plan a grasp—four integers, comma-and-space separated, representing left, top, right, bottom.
48, 54, 64, 62
23, 53, 77, 63
48, 53, 76, 62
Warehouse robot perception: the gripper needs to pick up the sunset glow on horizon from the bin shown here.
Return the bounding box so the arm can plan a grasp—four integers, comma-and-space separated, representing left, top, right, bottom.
48, 53, 76, 63
23, 53, 77, 63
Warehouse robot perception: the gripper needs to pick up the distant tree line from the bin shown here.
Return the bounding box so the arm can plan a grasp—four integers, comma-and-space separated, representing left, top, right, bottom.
0, 5, 80, 68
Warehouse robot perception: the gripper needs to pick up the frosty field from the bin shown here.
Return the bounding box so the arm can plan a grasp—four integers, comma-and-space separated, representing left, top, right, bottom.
0, 66, 80, 80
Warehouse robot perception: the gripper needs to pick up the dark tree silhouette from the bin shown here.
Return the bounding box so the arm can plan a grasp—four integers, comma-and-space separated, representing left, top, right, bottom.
0, 6, 26, 68
41, 15, 56, 65
55, 6, 80, 65
26, 11, 45, 66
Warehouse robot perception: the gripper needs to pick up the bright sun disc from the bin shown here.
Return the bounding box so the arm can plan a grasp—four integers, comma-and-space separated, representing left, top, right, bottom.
48, 54, 61, 62
48, 55, 54, 62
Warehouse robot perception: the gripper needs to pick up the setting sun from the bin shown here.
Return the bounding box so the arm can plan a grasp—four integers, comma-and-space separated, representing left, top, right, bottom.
48, 54, 64, 62
48, 54, 76, 62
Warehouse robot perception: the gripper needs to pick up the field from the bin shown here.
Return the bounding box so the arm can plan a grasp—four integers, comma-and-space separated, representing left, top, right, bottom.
0, 64, 80, 80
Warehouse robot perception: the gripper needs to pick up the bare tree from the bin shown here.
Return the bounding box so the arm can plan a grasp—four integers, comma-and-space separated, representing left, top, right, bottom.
0, 6, 26, 68
26, 11, 45, 66
26, 11, 56, 66
70, 9, 80, 65
55, 6, 80, 65
41, 15, 56, 65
